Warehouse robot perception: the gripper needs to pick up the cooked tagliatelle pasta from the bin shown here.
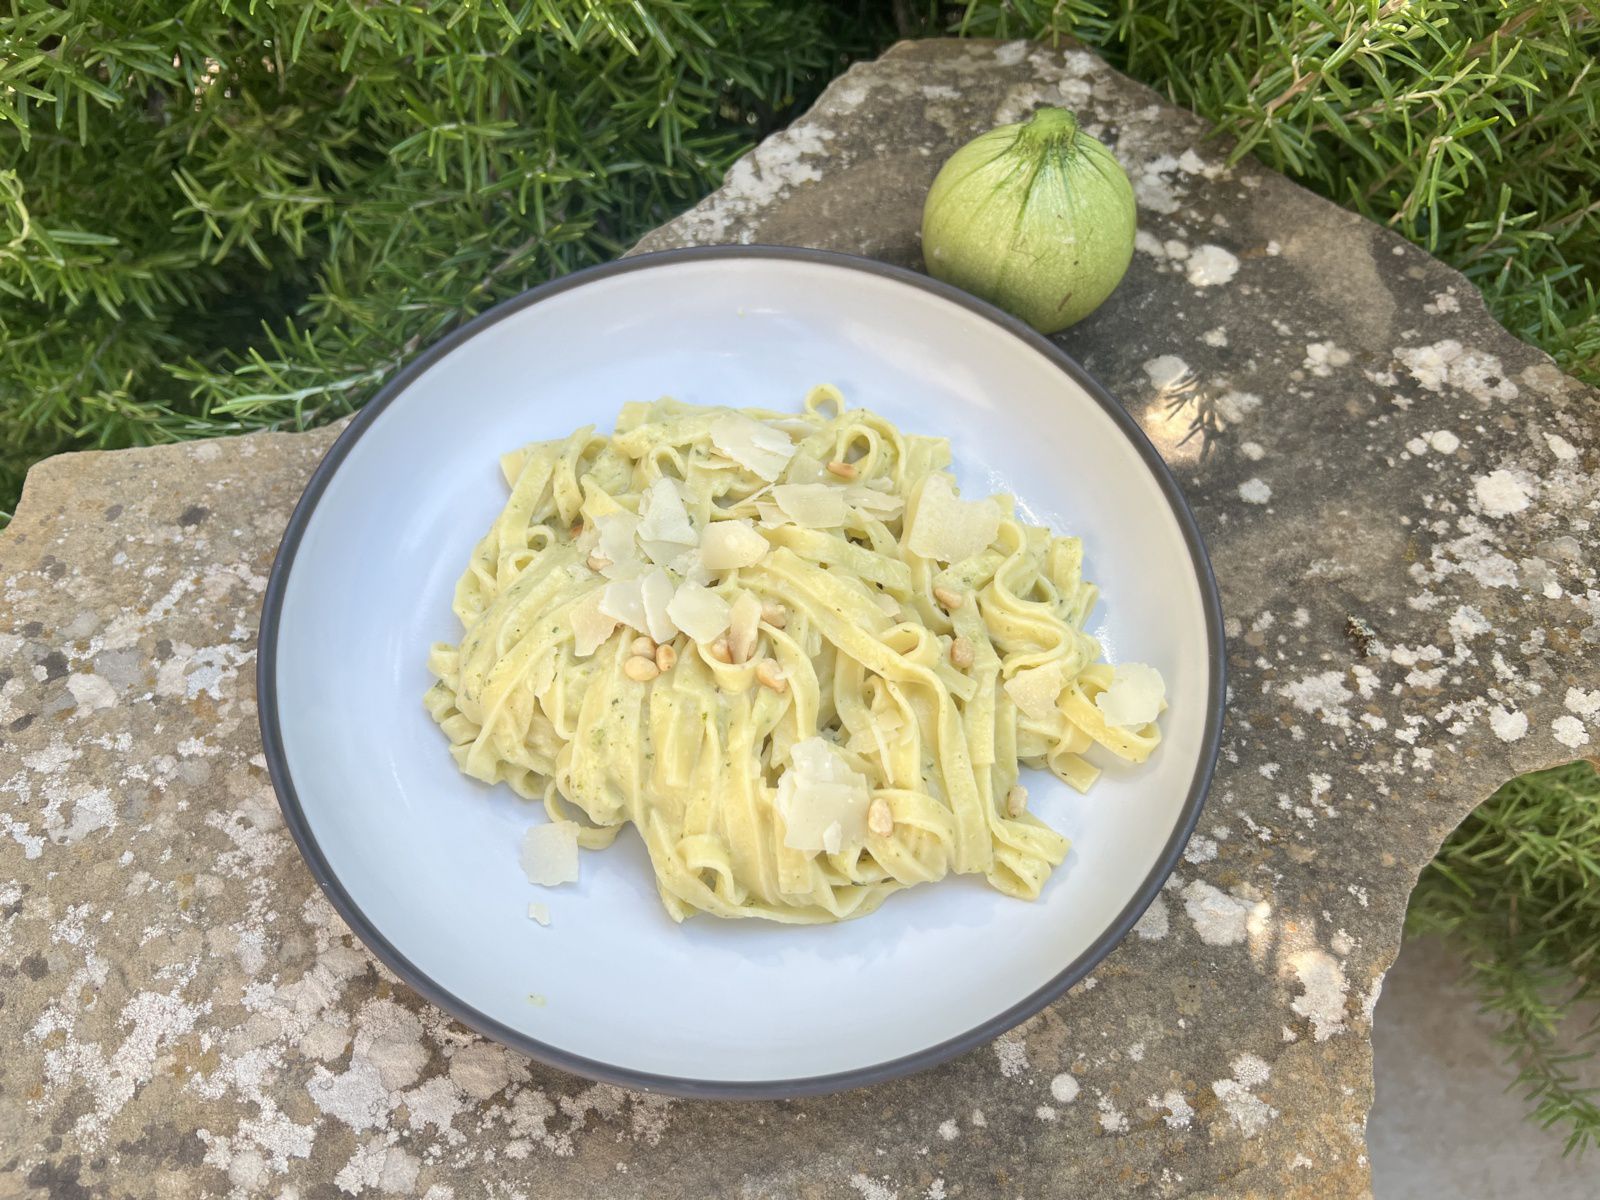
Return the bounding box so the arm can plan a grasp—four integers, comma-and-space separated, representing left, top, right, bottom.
425, 386, 1167, 923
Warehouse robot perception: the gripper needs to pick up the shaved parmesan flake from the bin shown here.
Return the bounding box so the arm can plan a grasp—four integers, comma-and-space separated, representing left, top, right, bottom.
595, 511, 641, 566
1095, 663, 1166, 728
727, 590, 763, 663
675, 551, 713, 587
527, 902, 551, 926
783, 451, 832, 484
599, 576, 647, 633
1005, 661, 1065, 721
520, 821, 579, 886
570, 589, 619, 657
755, 501, 791, 528
775, 737, 871, 856
710, 413, 796, 482
847, 706, 904, 761
639, 566, 679, 643
637, 477, 696, 546
699, 519, 769, 569
641, 538, 691, 568
907, 473, 1001, 563
772, 483, 847, 528
666, 581, 731, 643
847, 484, 905, 518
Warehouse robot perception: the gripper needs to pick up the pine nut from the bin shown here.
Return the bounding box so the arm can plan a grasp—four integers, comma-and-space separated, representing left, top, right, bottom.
867, 797, 894, 837
630, 635, 657, 657
654, 643, 677, 672
586, 552, 610, 572
623, 655, 660, 683
755, 658, 787, 693
826, 459, 858, 480
760, 601, 788, 628
950, 636, 975, 670
569, 519, 584, 539
1005, 785, 1027, 818
933, 585, 964, 611
709, 637, 733, 664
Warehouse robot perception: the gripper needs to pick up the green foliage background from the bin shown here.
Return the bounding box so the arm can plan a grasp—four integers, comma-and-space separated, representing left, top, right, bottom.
3, 0, 1596, 1151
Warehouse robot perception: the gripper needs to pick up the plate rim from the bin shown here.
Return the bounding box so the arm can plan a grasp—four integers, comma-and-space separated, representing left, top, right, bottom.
257, 243, 1227, 1099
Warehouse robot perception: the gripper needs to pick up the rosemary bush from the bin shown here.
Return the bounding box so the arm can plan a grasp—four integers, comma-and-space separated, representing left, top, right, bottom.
3, 0, 1596, 1151
0, 0, 886, 515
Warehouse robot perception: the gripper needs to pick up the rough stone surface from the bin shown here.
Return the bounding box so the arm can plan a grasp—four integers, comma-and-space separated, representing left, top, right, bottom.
2, 38, 1597, 1200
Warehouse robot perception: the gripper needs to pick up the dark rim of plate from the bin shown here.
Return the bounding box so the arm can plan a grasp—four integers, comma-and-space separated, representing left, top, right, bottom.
257, 243, 1227, 1100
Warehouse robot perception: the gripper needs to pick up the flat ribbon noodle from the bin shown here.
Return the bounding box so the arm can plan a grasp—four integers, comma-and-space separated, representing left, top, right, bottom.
425, 388, 1165, 922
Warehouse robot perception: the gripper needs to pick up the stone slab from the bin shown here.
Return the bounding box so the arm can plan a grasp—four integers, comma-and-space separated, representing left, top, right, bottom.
3, 38, 1598, 1200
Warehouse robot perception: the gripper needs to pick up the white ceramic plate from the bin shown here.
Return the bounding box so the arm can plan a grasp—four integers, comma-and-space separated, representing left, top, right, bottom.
260, 246, 1224, 1097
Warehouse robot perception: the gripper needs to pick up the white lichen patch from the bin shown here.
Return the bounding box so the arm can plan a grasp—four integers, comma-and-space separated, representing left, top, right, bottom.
1211, 1053, 1277, 1137
1472, 470, 1533, 518
1552, 715, 1590, 748
1133, 895, 1169, 940
1395, 340, 1519, 402
1142, 354, 1192, 392
1050, 1073, 1081, 1104
994, 40, 1029, 66
1566, 687, 1600, 719
1303, 342, 1351, 377
1239, 478, 1271, 505
1287, 949, 1349, 1041
848, 1173, 899, 1200
994, 1033, 1029, 1078
1097, 1095, 1129, 1134
1181, 881, 1267, 947
1544, 431, 1578, 461
1214, 391, 1261, 425
1187, 244, 1239, 287
1428, 430, 1461, 453
1488, 706, 1528, 742
1149, 1088, 1194, 1129
37, 981, 212, 1145
1279, 671, 1354, 730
